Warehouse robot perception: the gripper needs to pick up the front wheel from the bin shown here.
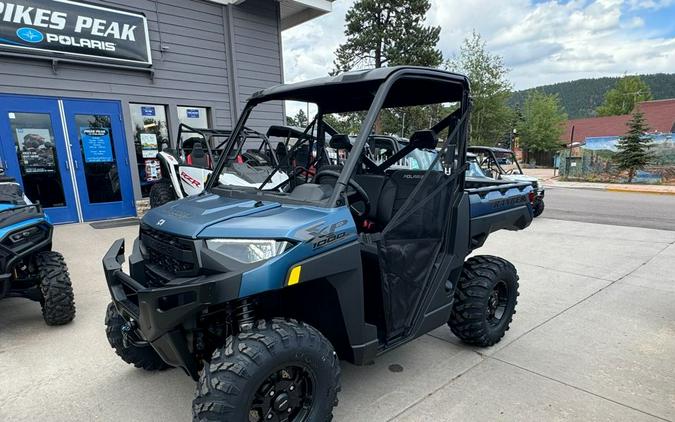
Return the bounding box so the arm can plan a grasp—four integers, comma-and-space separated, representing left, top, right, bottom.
193, 319, 340, 422
533, 198, 545, 218
105, 302, 169, 371
149, 178, 177, 208
449, 255, 519, 347
36, 251, 75, 325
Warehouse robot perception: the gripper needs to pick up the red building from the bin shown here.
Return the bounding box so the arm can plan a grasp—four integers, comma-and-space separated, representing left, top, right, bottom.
563, 99, 675, 145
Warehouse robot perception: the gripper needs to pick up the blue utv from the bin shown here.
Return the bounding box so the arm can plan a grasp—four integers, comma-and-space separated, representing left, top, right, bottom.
0, 174, 75, 325
103, 67, 533, 421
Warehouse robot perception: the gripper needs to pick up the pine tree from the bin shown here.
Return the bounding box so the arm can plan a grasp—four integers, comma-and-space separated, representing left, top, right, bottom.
614, 110, 652, 182
333, 0, 442, 73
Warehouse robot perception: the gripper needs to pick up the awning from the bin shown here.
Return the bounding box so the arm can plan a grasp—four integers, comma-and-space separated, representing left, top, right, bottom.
208, 0, 333, 30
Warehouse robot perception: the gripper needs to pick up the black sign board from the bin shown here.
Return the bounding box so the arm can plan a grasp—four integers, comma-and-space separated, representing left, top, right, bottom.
0, 0, 151, 66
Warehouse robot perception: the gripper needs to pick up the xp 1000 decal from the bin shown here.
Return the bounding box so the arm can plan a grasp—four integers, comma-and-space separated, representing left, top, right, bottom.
0, 0, 151, 65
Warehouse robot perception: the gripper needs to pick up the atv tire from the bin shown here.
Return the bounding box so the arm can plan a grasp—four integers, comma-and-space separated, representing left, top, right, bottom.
449, 255, 519, 347
193, 318, 340, 422
36, 251, 75, 325
105, 302, 169, 371
533, 198, 545, 218
149, 179, 176, 208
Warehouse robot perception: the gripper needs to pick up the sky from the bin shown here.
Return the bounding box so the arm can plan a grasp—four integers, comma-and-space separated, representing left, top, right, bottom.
281, 0, 675, 93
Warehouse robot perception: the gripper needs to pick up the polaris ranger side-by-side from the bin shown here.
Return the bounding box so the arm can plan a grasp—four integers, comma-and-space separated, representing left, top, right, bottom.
468, 146, 545, 217
103, 67, 533, 421
0, 175, 75, 325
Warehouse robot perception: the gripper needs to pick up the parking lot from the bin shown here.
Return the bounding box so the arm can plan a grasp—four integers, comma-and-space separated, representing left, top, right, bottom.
1, 214, 674, 422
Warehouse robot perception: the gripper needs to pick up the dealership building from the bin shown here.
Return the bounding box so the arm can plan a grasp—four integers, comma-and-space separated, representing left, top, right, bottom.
0, 0, 332, 224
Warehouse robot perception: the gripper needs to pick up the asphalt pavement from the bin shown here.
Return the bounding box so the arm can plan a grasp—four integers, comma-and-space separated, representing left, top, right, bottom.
542, 187, 675, 231
1, 218, 673, 421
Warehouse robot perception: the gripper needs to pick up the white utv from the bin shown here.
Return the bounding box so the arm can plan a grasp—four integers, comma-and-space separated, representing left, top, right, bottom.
149, 124, 288, 208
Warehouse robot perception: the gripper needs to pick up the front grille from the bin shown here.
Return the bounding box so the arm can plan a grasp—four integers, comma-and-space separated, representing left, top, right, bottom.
140, 225, 197, 280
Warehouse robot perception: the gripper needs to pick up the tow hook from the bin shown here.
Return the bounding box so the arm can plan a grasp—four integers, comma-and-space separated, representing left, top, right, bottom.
121, 319, 138, 348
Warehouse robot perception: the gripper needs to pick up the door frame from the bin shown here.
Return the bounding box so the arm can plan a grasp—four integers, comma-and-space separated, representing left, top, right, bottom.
0, 94, 80, 223
62, 98, 136, 221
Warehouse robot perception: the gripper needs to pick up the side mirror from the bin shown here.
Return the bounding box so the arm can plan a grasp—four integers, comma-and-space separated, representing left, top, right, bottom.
329, 134, 352, 151
409, 130, 436, 150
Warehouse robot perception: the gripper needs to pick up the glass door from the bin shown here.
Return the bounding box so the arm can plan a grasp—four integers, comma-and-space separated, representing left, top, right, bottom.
62, 100, 136, 221
0, 95, 79, 224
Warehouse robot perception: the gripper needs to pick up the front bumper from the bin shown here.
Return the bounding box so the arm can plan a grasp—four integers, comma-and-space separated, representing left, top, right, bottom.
102, 238, 242, 378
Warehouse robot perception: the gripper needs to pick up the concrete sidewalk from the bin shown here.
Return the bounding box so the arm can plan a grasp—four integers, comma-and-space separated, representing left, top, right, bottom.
1, 219, 674, 421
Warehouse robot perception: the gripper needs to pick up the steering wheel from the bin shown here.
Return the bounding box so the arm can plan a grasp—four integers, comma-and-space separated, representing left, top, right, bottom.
505, 169, 515, 175
314, 169, 371, 221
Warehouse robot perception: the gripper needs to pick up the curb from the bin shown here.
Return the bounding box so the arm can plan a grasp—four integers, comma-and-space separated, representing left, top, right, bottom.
544, 184, 675, 195
605, 187, 675, 195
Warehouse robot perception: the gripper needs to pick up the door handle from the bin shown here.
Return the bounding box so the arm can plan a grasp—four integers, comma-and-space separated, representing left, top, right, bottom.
74, 160, 79, 170
65, 160, 70, 171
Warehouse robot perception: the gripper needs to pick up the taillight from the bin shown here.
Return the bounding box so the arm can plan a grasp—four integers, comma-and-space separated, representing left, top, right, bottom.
528, 191, 536, 204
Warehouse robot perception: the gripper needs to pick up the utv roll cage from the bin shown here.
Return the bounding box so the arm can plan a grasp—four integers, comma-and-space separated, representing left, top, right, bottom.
208, 66, 471, 207
468, 146, 525, 176
174, 123, 280, 168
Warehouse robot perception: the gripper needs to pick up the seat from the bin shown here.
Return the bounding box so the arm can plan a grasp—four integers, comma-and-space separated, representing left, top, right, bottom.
375, 170, 448, 237
186, 143, 211, 169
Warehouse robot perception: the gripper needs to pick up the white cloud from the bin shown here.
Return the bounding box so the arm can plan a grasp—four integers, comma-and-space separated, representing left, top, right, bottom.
282, 0, 675, 94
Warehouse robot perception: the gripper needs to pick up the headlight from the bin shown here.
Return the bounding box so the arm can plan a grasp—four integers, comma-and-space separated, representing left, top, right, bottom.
205, 239, 291, 264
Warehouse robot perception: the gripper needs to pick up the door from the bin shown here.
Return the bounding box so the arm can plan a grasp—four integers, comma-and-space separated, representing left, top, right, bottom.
0, 95, 79, 223
62, 100, 136, 221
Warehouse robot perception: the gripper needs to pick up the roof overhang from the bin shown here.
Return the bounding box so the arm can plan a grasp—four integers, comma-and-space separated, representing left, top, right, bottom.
208, 0, 333, 30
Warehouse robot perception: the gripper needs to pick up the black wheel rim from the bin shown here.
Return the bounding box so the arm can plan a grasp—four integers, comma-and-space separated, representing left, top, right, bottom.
249, 365, 315, 422
486, 280, 509, 326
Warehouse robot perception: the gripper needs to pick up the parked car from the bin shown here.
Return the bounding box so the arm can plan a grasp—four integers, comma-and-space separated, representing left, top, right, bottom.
102, 66, 533, 421
468, 146, 545, 217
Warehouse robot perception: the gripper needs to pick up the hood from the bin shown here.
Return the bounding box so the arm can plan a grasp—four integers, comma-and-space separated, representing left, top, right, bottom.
142, 193, 336, 240
501, 174, 538, 183
143, 194, 282, 238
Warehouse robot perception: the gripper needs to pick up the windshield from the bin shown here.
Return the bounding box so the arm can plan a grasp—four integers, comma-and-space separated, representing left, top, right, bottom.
493, 151, 523, 174
467, 158, 488, 178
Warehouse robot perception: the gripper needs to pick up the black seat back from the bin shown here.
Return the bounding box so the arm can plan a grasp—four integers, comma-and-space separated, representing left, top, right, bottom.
188, 143, 209, 168
377, 170, 447, 237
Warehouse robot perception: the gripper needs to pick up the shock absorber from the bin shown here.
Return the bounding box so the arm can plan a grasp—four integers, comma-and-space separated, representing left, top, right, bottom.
236, 298, 256, 332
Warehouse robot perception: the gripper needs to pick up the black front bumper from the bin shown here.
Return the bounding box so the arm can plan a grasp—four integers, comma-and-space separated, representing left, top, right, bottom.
102, 238, 242, 378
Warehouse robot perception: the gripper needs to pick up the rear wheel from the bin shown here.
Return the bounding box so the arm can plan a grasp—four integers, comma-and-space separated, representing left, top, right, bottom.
149, 178, 176, 208
449, 255, 519, 347
193, 318, 340, 422
105, 302, 169, 370
36, 251, 75, 325
533, 198, 545, 217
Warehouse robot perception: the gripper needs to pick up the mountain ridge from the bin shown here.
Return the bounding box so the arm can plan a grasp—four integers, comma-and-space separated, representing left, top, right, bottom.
509, 73, 675, 119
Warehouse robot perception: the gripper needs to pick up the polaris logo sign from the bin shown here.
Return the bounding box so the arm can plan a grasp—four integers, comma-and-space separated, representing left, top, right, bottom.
0, 0, 151, 66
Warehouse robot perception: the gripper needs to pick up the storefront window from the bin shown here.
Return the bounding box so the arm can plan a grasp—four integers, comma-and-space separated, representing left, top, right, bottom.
177, 106, 209, 141
129, 103, 169, 197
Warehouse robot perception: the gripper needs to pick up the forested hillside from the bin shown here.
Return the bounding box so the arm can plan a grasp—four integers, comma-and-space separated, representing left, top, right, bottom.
510, 73, 675, 119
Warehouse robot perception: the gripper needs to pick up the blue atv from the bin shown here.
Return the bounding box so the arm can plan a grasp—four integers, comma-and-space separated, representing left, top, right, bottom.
0, 175, 75, 325
103, 67, 532, 421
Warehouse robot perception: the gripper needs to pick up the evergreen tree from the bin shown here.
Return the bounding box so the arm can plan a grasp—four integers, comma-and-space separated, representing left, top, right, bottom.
447, 31, 512, 146
614, 110, 652, 182
333, 0, 442, 73
596, 75, 653, 116
517, 91, 567, 152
